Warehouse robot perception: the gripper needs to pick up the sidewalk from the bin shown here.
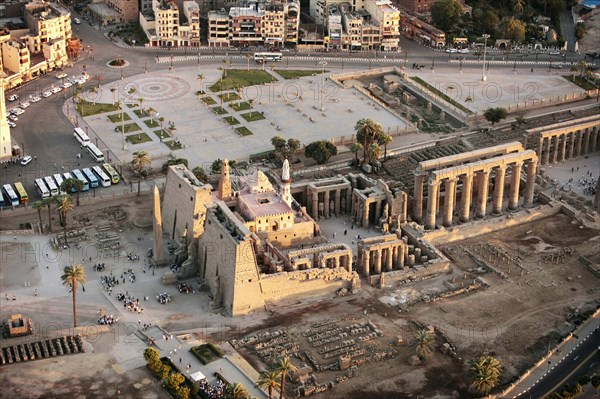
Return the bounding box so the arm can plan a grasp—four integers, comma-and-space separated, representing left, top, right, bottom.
499, 309, 600, 398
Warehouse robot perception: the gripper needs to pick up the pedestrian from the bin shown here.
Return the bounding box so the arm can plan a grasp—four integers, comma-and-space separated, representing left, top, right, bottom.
34, 289, 38, 296
179, 357, 182, 363
12, 295, 16, 301
13, 236, 17, 240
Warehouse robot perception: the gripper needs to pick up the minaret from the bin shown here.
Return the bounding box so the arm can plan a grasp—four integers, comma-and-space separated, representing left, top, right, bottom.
281, 159, 292, 207
0, 77, 12, 161
218, 158, 232, 200
153, 185, 165, 264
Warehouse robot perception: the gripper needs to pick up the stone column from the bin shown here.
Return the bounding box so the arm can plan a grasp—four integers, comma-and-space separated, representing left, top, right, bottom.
443, 178, 457, 227
492, 166, 506, 214
373, 249, 382, 275
311, 190, 318, 220
508, 162, 522, 210
567, 132, 575, 159
323, 190, 330, 218
331, 257, 338, 269
363, 200, 370, 227
582, 129, 590, 155
460, 173, 473, 223
591, 128, 598, 154
559, 133, 568, 162
334, 189, 341, 215
385, 247, 393, 272
425, 180, 440, 230
363, 251, 370, 276
542, 137, 550, 165
413, 174, 425, 222
594, 178, 600, 213
524, 160, 537, 208
398, 245, 405, 269
345, 188, 352, 213
475, 170, 490, 218
551, 135, 559, 164
536, 137, 543, 162
375, 200, 381, 222
576, 130, 583, 157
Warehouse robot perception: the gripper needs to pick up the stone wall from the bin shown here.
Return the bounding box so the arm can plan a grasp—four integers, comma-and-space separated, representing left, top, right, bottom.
367, 261, 450, 286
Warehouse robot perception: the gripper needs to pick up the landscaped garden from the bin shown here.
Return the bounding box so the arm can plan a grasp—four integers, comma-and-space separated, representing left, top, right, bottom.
76, 100, 120, 116
230, 101, 252, 112
108, 113, 131, 123
201, 97, 217, 106
410, 76, 473, 114
240, 112, 265, 122
223, 116, 240, 125
153, 129, 170, 140
144, 119, 160, 128
564, 75, 598, 90
212, 106, 228, 115
235, 126, 253, 136
209, 69, 276, 92
134, 109, 149, 118
218, 92, 241, 102
190, 344, 224, 365
116, 122, 142, 133
164, 140, 183, 150
275, 69, 327, 79
126, 133, 152, 144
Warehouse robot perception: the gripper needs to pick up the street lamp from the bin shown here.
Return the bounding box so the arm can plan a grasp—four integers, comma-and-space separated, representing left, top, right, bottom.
482, 34, 490, 82
319, 61, 327, 112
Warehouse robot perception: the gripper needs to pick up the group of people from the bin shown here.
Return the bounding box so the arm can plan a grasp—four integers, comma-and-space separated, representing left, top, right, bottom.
177, 283, 194, 294
100, 274, 119, 292
157, 292, 172, 304
98, 314, 118, 325
198, 379, 227, 399
93, 263, 106, 272
116, 292, 144, 314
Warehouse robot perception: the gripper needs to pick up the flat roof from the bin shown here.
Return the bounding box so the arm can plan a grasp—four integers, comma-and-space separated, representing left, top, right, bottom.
238, 192, 293, 219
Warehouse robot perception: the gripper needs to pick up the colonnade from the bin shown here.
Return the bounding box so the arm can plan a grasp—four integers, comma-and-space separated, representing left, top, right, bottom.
287, 245, 352, 272
351, 193, 387, 227
422, 151, 538, 230
538, 125, 599, 166
308, 186, 352, 220
359, 240, 406, 276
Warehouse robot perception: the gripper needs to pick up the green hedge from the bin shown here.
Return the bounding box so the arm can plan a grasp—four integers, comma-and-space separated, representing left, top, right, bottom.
190, 344, 224, 365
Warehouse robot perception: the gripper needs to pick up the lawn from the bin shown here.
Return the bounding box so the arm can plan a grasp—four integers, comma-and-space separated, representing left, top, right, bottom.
275, 69, 328, 79
126, 103, 137, 108
134, 109, 149, 118
230, 101, 251, 111
153, 129, 170, 140
410, 76, 473, 114
116, 122, 141, 133
212, 106, 228, 115
164, 140, 182, 150
144, 119, 159, 128
76, 100, 120, 116
190, 344, 224, 365
223, 116, 240, 125
218, 92, 241, 102
125, 133, 152, 144
201, 97, 217, 105
564, 75, 598, 90
240, 112, 266, 122
209, 69, 276, 92
107, 113, 131, 123
235, 126, 253, 136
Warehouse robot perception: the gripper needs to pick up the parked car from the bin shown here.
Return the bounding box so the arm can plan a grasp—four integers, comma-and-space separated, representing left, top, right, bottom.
62, 82, 72, 89
20, 101, 30, 108
7, 121, 16, 128
56, 72, 68, 79
8, 114, 18, 121
12, 107, 25, 115
446, 48, 458, 53
549, 50, 561, 55
42, 91, 53, 98
20, 155, 32, 166
51, 86, 62, 94
73, 18, 81, 25
7, 94, 18, 102
458, 48, 470, 54
551, 64, 563, 69
30, 95, 41, 103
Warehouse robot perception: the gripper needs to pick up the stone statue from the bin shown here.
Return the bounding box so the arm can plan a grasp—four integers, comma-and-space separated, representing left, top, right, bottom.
211, 273, 222, 310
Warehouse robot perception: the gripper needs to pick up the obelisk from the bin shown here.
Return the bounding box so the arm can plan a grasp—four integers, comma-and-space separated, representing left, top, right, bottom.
153, 185, 165, 264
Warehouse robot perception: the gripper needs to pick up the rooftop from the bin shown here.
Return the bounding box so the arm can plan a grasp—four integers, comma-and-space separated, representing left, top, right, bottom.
238, 192, 293, 219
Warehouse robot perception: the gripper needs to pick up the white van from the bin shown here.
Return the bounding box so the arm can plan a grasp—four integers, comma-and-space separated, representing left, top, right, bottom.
73, 18, 81, 25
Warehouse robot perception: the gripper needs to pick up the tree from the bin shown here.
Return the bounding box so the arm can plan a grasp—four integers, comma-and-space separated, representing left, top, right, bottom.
110, 87, 117, 105
197, 73, 205, 93
304, 140, 338, 164
513, 0, 525, 13
366, 143, 382, 163
138, 97, 144, 112
271, 136, 301, 160
61, 178, 84, 206
144, 347, 161, 364
591, 374, 600, 389
355, 118, 384, 164
379, 133, 392, 161
131, 151, 151, 196
211, 158, 236, 174
350, 143, 363, 166
56, 195, 73, 245
575, 22, 586, 40
413, 329, 434, 360
43, 198, 53, 233
165, 372, 185, 392
162, 158, 189, 174
483, 107, 508, 125
33, 201, 45, 234
192, 166, 208, 183
257, 368, 281, 399
501, 17, 526, 42
481, 10, 500, 34
60, 264, 87, 327
275, 356, 297, 399
468, 355, 502, 396
431, 0, 463, 31
226, 383, 249, 399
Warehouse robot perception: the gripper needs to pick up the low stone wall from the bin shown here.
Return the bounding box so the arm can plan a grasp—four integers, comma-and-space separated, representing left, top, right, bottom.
367, 260, 450, 286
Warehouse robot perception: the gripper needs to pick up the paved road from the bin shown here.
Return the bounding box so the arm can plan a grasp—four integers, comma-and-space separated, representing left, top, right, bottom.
559, 8, 576, 53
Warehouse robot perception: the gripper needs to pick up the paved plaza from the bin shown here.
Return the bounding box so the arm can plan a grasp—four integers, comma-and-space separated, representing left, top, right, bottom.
541, 156, 599, 199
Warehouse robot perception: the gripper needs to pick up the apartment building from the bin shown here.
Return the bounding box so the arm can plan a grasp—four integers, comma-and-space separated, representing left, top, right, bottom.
229, 6, 263, 47
24, 1, 72, 44
263, 2, 285, 48
180, 1, 201, 47
394, 0, 469, 15
284, 0, 300, 44
0, 80, 12, 161
140, 0, 201, 47
106, 0, 139, 23
208, 9, 229, 47
364, 0, 400, 51
1, 40, 29, 76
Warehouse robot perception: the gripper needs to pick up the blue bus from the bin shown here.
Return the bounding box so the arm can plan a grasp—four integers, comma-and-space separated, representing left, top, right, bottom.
71, 169, 90, 192
62, 172, 78, 193
82, 168, 99, 188
2, 184, 19, 206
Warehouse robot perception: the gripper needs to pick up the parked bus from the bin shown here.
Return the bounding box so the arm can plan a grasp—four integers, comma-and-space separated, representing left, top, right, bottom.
53, 173, 66, 194
62, 172, 78, 193
34, 178, 50, 199
71, 169, 90, 192
102, 163, 120, 184
254, 52, 282, 63
13, 182, 28, 204
43, 176, 59, 196
82, 168, 99, 188
0, 189, 4, 207
3, 184, 19, 206
74, 127, 90, 147
92, 166, 111, 187
86, 143, 105, 162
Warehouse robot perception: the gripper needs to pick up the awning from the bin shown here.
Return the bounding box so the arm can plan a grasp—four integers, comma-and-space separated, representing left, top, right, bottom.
190, 371, 206, 382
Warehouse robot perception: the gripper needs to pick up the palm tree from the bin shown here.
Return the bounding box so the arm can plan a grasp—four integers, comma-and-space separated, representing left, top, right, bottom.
350, 143, 363, 166
257, 368, 281, 399
197, 73, 205, 93
158, 117, 166, 140
43, 197, 53, 233
148, 107, 156, 125
131, 151, 151, 196
355, 118, 384, 164
379, 133, 392, 161
275, 356, 297, 399
110, 87, 117, 105
32, 201, 45, 234
513, 0, 525, 13
413, 329, 434, 360
367, 143, 382, 163
60, 264, 87, 327
56, 195, 73, 245
468, 355, 502, 396
248, 99, 254, 118
61, 178, 84, 206
138, 97, 144, 114
226, 383, 249, 399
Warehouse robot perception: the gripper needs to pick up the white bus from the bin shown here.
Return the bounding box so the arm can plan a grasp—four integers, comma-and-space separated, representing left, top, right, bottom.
44, 176, 59, 196
74, 127, 90, 147
2, 184, 19, 206
92, 166, 111, 187
53, 173, 66, 194
62, 172, 77, 192
86, 142, 105, 162
254, 52, 283, 63
34, 179, 50, 199
71, 169, 90, 191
